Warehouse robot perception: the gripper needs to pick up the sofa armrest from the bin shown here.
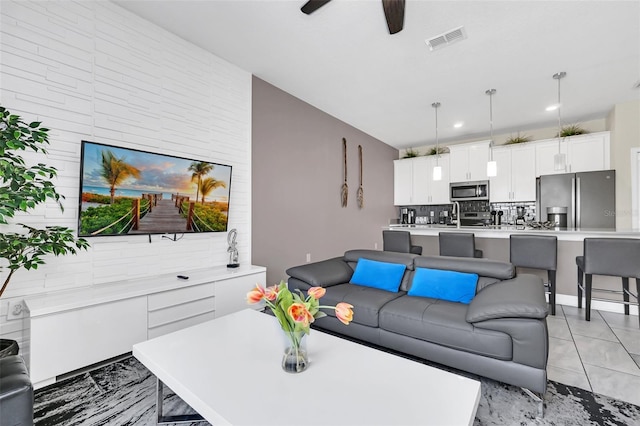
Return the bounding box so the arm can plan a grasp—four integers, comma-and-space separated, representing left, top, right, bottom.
286, 257, 353, 287
466, 274, 548, 323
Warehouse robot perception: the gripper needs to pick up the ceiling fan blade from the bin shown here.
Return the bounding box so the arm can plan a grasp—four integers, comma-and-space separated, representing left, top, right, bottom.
301, 0, 332, 15
382, 0, 405, 34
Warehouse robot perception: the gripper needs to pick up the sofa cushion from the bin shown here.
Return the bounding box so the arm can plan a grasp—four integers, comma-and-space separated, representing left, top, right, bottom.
414, 256, 515, 280
350, 258, 406, 292
320, 283, 405, 327
408, 268, 478, 304
379, 296, 513, 360
344, 249, 417, 291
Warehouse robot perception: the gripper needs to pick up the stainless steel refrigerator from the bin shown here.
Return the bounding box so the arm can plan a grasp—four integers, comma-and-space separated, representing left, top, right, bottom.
537, 170, 616, 229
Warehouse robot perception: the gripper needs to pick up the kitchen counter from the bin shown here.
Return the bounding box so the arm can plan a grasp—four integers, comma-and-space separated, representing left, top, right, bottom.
385, 224, 640, 311
386, 224, 640, 241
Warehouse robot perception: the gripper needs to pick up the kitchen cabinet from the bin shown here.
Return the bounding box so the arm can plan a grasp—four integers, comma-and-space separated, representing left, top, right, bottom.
535, 131, 610, 176
425, 154, 451, 204
394, 155, 450, 205
394, 158, 415, 205
449, 141, 490, 182
489, 144, 537, 202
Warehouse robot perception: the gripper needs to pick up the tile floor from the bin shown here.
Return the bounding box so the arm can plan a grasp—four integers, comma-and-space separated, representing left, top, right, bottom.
547, 305, 640, 406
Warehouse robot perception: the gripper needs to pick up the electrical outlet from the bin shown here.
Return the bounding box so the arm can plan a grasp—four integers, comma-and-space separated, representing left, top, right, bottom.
374, 242, 378, 250
7, 300, 26, 320
306, 253, 311, 263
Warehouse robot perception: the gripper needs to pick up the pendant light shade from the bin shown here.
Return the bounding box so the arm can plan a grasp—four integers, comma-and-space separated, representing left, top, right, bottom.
553, 72, 567, 171
486, 89, 497, 177
432, 102, 442, 181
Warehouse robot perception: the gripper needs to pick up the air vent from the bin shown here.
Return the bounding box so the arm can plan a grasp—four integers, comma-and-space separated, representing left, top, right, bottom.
425, 26, 467, 51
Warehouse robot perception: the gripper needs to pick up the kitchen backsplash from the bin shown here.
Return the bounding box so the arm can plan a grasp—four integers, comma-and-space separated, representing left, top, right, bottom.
490, 201, 536, 224
394, 200, 536, 225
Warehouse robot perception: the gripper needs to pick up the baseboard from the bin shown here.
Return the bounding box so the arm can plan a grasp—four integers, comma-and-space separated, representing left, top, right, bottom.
555, 293, 639, 316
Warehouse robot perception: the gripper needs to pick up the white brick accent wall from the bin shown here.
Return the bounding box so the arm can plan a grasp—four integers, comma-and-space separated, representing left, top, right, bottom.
0, 1, 252, 344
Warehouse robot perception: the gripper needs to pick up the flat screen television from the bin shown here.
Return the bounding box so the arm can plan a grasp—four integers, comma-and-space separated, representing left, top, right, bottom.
78, 140, 232, 237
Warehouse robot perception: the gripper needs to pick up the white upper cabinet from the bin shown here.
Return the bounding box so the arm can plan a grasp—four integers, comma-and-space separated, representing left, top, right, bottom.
393, 155, 450, 205
394, 158, 414, 205
490, 144, 537, 202
535, 131, 610, 176
425, 154, 451, 204
449, 141, 490, 182
410, 157, 430, 205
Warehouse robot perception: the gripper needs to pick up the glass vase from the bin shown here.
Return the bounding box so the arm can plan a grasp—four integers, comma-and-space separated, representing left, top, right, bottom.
282, 330, 308, 373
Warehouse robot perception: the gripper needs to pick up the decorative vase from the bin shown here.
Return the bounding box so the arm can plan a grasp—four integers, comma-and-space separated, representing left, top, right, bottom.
282, 330, 308, 373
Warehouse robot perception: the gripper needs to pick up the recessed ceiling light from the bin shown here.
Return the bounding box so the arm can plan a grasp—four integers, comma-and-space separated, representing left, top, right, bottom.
546, 104, 560, 112
453, 122, 464, 128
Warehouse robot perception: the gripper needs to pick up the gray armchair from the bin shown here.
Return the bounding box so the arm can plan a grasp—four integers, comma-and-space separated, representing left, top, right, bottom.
0, 355, 33, 426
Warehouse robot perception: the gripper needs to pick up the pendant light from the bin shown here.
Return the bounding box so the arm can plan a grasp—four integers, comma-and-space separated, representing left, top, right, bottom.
486, 89, 497, 177
432, 102, 442, 181
553, 72, 567, 171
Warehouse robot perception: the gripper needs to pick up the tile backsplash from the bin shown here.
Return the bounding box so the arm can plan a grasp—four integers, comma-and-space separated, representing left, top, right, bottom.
490, 201, 536, 224
394, 200, 536, 225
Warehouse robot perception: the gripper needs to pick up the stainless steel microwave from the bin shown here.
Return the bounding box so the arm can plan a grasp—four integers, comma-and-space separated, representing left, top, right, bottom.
450, 181, 489, 201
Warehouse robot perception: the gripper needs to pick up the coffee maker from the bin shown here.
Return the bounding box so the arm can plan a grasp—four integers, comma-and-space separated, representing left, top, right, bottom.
400, 208, 416, 224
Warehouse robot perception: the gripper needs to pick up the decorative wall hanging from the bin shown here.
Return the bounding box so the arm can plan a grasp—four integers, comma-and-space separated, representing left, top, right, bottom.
341, 138, 348, 207
357, 144, 364, 208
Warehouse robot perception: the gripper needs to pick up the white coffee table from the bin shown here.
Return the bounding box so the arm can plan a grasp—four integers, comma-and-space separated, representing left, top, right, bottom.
133, 309, 481, 425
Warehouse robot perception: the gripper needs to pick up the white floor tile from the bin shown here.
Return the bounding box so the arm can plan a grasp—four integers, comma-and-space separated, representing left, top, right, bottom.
566, 315, 618, 342
547, 316, 572, 341
548, 336, 584, 373
600, 310, 640, 331
547, 365, 591, 392
573, 334, 640, 376
611, 327, 640, 355
583, 364, 640, 407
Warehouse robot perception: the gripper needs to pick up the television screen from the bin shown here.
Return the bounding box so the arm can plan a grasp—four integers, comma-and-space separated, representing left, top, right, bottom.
78, 140, 232, 237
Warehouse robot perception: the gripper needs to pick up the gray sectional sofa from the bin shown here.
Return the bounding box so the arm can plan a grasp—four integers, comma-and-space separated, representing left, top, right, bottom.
286, 249, 549, 396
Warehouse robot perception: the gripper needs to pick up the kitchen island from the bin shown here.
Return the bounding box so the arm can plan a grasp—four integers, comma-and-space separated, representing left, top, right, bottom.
385, 224, 640, 316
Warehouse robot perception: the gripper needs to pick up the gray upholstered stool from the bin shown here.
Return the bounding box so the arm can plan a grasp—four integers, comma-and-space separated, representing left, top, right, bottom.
382, 230, 422, 255
576, 238, 640, 327
510, 234, 558, 315
439, 232, 483, 258
0, 355, 33, 426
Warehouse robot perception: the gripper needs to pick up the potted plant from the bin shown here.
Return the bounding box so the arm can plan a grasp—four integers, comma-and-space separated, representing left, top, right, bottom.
402, 147, 420, 158
504, 133, 532, 145
557, 124, 588, 137
0, 106, 89, 324
426, 146, 449, 155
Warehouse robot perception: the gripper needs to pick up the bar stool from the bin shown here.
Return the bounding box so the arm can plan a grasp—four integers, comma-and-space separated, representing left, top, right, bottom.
438, 232, 483, 258
382, 230, 422, 255
576, 238, 640, 327
510, 234, 558, 315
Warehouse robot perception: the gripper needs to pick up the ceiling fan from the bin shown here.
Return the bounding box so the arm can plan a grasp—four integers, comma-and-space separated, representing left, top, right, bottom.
301, 0, 406, 35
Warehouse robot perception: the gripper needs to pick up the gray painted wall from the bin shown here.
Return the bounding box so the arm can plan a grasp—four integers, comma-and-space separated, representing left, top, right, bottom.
252, 77, 398, 284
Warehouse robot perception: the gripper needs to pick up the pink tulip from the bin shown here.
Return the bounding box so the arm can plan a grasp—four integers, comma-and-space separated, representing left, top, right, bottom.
264, 285, 279, 301
246, 284, 266, 304
335, 302, 354, 325
307, 286, 326, 299
288, 302, 314, 326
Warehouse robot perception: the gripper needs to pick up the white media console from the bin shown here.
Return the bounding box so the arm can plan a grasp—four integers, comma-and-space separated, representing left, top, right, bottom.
24, 265, 266, 389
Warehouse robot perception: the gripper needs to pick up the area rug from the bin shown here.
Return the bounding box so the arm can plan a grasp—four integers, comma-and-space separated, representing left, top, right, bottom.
33, 355, 640, 426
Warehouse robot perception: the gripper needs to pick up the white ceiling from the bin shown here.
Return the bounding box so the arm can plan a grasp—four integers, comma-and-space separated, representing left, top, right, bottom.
115, 0, 640, 150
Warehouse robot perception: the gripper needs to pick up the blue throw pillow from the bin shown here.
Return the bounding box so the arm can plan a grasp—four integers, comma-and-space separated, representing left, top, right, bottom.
408, 268, 478, 304
350, 258, 406, 292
